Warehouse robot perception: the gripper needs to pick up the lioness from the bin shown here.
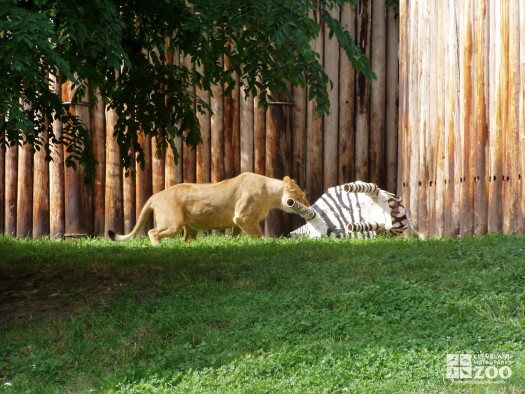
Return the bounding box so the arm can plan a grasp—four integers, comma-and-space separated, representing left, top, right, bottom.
108, 172, 309, 245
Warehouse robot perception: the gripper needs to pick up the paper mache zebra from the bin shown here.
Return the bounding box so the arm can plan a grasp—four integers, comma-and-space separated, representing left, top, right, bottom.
287, 181, 409, 239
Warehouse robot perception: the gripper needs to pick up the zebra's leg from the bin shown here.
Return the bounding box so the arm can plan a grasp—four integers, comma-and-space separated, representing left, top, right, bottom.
347, 221, 385, 233
342, 181, 379, 196
386, 193, 410, 236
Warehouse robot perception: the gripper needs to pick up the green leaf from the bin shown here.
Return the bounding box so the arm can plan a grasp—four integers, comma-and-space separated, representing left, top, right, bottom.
1, 0, 374, 181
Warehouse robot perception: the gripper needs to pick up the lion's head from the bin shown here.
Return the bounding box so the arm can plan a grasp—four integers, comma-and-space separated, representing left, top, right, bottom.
282, 176, 310, 211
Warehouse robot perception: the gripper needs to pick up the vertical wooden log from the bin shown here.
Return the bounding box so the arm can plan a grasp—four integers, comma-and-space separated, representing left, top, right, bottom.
451, 2, 462, 237
433, 0, 446, 237
49, 78, 65, 238
498, 0, 510, 234
465, 0, 478, 237
210, 75, 225, 235
122, 143, 136, 235
173, 138, 184, 185
519, 0, 525, 235
173, 50, 184, 185
197, 64, 212, 182
223, 60, 233, 180
78, 96, 94, 236
165, 46, 178, 188
240, 87, 254, 174
16, 101, 34, 238
4, 143, 17, 236
459, 0, 474, 236
223, 54, 235, 180
136, 134, 152, 234
92, 93, 106, 235
306, 103, 323, 201
499, 0, 510, 233
123, 160, 136, 234
306, 11, 324, 202
416, 0, 430, 238
182, 141, 196, 183
338, 4, 356, 184
152, 138, 165, 194
504, 0, 520, 234
487, 0, 503, 233
292, 86, 306, 187
407, 1, 420, 233
62, 82, 82, 236
369, 0, 386, 188
266, 97, 292, 237
323, 6, 340, 190
33, 132, 49, 237
17, 141, 33, 237
183, 56, 196, 183
427, 0, 438, 236
232, 73, 241, 176
473, 0, 489, 235
442, 1, 459, 236
211, 81, 225, 183
385, 5, 399, 193
398, 0, 409, 217
355, 0, 371, 181
486, 0, 496, 232
254, 92, 266, 177
165, 146, 177, 188
254, 89, 267, 236
210, 54, 224, 184
104, 107, 123, 235
291, 86, 307, 231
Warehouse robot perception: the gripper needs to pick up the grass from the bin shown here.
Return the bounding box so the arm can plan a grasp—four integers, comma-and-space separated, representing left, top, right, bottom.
0, 234, 524, 393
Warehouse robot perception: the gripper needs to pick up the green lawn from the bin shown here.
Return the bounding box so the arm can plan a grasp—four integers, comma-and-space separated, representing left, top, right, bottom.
0, 234, 524, 393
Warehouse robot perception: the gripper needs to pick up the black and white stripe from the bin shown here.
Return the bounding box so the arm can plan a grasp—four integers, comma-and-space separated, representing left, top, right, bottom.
347, 221, 384, 232
290, 181, 409, 239
343, 181, 379, 196
385, 193, 408, 236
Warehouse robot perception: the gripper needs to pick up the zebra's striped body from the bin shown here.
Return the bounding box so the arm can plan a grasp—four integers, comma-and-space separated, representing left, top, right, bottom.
289, 181, 408, 239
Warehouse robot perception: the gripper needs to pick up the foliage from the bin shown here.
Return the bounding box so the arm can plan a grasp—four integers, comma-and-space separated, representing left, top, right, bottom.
0, 0, 375, 181
0, 234, 524, 392
386, 0, 399, 10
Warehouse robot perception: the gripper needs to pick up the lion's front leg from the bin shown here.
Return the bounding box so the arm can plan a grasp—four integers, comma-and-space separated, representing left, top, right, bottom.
233, 194, 267, 238
233, 215, 264, 238
183, 227, 198, 241
231, 226, 242, 238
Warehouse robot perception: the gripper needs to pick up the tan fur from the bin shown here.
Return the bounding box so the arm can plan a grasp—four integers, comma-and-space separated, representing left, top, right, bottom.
108, 172, 309, 245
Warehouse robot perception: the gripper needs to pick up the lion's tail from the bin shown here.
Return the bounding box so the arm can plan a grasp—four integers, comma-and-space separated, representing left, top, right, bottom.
108, 196, 154, 241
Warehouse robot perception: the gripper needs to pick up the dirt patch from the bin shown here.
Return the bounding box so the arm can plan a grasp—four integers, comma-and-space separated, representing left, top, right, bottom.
0, 269, 130, 329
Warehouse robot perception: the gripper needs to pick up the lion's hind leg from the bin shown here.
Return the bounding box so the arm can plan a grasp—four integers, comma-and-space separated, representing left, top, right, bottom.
147, 224, 184, 246
150, 205, 185, 245
148, 229, 162, 246
149, 208, 185, 245
153, 224, 185, 244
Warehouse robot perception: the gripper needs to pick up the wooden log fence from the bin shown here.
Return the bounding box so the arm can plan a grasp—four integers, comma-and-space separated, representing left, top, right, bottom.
399, 0, 525, 237
3, 4, 402, 238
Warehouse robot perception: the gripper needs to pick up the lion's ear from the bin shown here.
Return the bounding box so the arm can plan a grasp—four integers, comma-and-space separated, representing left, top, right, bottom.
283, 176, 296, 191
